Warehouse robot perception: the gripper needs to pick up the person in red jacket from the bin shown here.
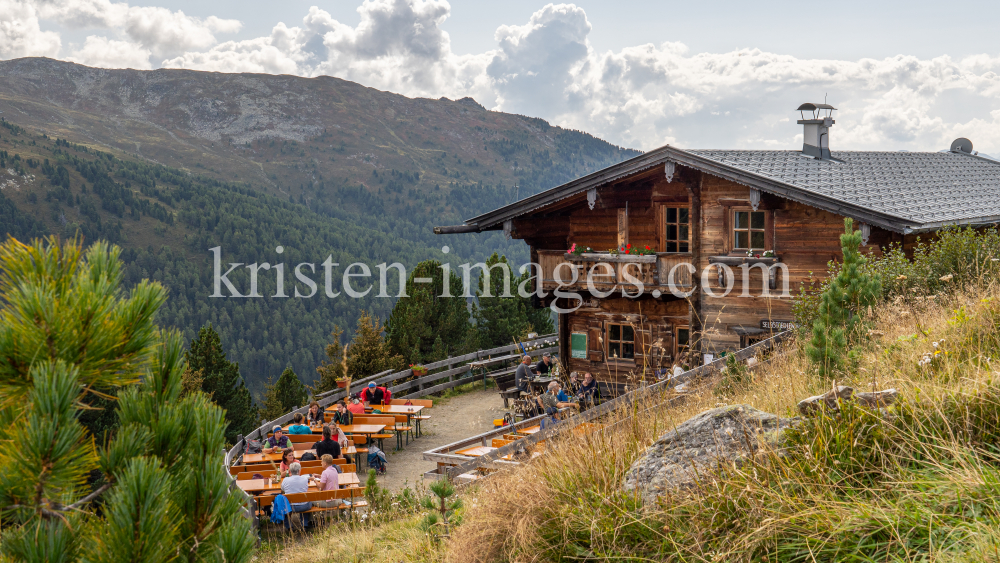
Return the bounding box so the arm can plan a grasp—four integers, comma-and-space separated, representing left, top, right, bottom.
360, 381, 391, 405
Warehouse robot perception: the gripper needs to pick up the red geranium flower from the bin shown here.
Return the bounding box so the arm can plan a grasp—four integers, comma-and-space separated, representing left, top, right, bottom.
627, 243, 631, 248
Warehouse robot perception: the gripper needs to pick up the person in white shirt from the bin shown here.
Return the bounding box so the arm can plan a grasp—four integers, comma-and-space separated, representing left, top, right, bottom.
280, 462, 313, 526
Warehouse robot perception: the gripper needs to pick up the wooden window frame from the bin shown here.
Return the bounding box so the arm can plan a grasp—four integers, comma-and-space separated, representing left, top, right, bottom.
674, 326, 691, 362
606, 322, 635, 361
658, 205, 691, 253
724, 207, 773, 255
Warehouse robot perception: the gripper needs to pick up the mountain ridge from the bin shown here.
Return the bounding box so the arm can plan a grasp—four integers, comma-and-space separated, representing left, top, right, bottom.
0, 57, 642, 395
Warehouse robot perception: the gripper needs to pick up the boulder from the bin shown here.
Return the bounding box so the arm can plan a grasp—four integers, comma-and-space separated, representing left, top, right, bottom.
623, 405, 797, 505
796, 386, 899, 416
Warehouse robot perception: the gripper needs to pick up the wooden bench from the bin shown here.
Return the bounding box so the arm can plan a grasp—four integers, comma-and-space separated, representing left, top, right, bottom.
389, 398, 433, 435
285, 487, 368, 525
255, 487, 368, 527
494, 369, 521, 408
491, 438, 514, 448
352, 416, 396, 450
237, 464, 356, 481
390, 414, 413, 449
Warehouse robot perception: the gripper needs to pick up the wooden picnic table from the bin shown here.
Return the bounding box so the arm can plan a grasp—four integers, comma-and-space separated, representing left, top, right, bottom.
235, 472, 361, 494
528, 377, 556, 393
338, 424, 386, 435
280, 424, 325, 434
455, 446, 496, 457
242, 447, 357, 464
517, 425, 541, 435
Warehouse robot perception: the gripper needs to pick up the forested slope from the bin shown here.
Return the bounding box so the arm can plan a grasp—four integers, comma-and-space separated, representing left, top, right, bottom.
0, 59, 640, 396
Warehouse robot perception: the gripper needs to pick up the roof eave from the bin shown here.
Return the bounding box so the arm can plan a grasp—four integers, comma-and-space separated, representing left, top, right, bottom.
461, 145, 918, 235
904, 215, 1000, 234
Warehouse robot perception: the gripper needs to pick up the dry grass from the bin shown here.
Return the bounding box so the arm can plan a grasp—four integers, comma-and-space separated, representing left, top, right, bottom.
257, 282, 1000, 562
447, 282, 1000, 562
254, 515, 442, 563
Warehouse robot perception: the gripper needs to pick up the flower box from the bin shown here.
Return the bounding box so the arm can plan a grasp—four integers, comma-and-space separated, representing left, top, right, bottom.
565, 252, 657, 264
336, 379, 349, 388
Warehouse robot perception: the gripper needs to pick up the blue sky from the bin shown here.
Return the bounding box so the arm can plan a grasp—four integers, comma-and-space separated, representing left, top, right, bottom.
4, 0, 1000, 153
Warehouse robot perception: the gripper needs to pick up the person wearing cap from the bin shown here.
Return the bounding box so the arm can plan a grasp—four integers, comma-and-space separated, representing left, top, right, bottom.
360, 381, 391, 405
535, 352, 553, 375
265, 426, 292, 453
514, 355, 533, 393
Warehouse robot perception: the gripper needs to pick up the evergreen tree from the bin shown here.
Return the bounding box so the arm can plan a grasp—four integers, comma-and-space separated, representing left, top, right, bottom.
386, 260, 471, 363
258, 376, 286, 423
313, 326, 346, 394
260, 367, 308, 420
0, 236, 253, 562
185, 324, 255, 442
348, 310, 405, 377
807, 218, 882, 377
471, 253, 554, 348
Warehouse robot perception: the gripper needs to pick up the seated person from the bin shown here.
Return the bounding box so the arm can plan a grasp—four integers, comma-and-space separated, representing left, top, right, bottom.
360, 381, 392, 405
536, 381, 579, 419
534, 352, 553, 375
555, 382, 581, 409
578, 372, 598, 403
312, 424, 342, 460
279, 447, 296, 477
347, 396, 366, 415
306, 401, 326, 426
514, 355, 533, 393
332, 401, 353, 425
265, 426, 291, 453
280, 462, 313, 526
287, 412, 313, 434
314, 455, 342, 509
567, 372, 581, 395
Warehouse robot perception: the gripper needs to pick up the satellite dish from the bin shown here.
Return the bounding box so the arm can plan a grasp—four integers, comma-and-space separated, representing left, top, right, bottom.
951, 138, 974, 154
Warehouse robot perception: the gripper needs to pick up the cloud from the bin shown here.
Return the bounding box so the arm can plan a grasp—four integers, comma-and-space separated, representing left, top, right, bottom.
30, 0, 240, 58
155, 1, 1000, 155
488, 3, 591, 116
0, 0, 60, 58
5, 0, 1000, 154
66, 35, 151, 69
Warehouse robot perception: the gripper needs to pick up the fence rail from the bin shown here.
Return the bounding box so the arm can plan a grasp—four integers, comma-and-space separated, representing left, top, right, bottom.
222, 333, 560, 526
438, 330, 793, 480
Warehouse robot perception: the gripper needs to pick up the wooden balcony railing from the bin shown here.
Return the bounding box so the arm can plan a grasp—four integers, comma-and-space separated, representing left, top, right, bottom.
537, 250, 694, 296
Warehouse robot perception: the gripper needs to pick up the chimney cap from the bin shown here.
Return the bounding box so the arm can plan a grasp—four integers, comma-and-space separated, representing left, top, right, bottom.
796, 103, 836, 111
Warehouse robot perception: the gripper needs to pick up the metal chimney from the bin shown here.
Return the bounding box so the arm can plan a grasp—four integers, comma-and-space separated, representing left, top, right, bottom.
796, 103, 836, 160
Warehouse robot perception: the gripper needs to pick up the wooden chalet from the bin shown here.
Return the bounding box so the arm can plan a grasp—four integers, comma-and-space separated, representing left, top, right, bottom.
436, 104, 1000, 383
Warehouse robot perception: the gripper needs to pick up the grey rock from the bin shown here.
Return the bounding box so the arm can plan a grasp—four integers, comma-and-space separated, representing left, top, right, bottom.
623, 404, 798, 504
797, 386, 899, 416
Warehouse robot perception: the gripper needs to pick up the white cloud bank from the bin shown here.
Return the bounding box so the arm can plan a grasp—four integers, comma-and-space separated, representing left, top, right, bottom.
3, 0, 1000, 154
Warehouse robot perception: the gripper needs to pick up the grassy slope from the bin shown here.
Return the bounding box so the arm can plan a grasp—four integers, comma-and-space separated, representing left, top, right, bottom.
264, 279, 1000, 562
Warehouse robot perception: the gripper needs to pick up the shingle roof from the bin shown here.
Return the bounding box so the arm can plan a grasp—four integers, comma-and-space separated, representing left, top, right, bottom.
686, 149, 1000, 226
450, 145, 1000, 235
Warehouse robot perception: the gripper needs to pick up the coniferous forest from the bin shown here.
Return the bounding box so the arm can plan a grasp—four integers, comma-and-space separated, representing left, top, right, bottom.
0, 112, 632, 400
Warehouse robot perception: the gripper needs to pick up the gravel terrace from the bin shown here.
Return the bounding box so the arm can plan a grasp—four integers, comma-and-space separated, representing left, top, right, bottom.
377, 387, 508, 493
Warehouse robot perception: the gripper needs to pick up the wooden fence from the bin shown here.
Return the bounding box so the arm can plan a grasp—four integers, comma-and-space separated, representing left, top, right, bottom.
222, 333, 559, 526
432, 330, 794, 480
